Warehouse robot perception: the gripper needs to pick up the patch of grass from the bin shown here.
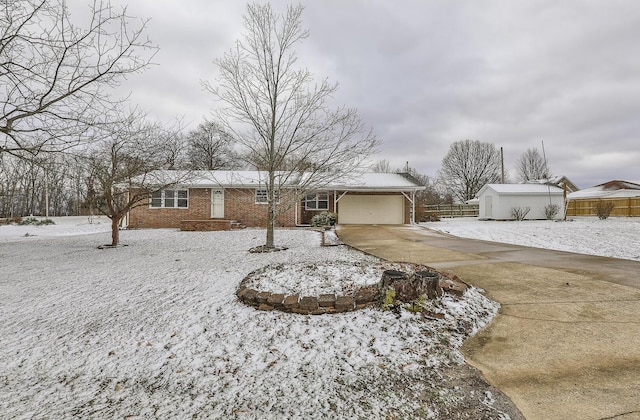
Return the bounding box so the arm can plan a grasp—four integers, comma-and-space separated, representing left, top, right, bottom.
382, 288, 396, 310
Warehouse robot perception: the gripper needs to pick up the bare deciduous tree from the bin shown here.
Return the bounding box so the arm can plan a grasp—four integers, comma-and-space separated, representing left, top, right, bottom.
515, 148, 550, 182
1, 0, 156, 158
0, 152, 78, 217
204, 3, 377, 249
154, 119, 188, 170
186, 120, 237, 170
370, 159, 392, 173
83, 110, 187, 246
437, 140, 502, 203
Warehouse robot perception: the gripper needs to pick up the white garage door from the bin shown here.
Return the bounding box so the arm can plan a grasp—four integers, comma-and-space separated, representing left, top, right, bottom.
338, 195, 404, 224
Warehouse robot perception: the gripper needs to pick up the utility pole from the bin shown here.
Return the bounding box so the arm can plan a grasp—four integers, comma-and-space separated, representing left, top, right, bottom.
500, 147, 505, 183
541, 141, 552, 205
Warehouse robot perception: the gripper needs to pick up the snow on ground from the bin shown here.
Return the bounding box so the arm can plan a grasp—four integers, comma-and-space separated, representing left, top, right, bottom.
0, 216, 112, 242
0, 220, 501, 419
422, 216, 640, 261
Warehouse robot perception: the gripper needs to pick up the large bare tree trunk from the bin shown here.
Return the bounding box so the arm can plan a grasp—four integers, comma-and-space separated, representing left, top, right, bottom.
110, 216, 120, 247
266, 206, 275, 248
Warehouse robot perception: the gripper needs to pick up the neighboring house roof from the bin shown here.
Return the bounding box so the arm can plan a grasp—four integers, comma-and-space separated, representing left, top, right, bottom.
595, 180, 640, 190
478, 183, 564, 196
144, 170, 425, 191
524, 175, 580, 193
567, 180, 640, 200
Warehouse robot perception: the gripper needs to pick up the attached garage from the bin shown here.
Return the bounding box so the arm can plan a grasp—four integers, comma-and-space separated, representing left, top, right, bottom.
337, 194, 405, 224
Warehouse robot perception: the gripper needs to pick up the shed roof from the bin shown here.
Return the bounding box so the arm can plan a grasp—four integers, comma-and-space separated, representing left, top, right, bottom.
478, 183, 564, 196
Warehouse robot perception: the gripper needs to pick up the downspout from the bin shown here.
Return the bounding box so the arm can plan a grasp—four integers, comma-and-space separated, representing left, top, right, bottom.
123, 189, 130, 228
334, 190, 337, 224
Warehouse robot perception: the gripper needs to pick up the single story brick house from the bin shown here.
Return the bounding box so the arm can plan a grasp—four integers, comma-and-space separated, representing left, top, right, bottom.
477, 183, 565, 220
126, 171, 425, 229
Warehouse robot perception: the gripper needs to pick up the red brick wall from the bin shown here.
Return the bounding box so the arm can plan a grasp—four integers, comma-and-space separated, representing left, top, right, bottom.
224, 188, 297, 227
128, 188, 209, 228
128, 188, 298, 228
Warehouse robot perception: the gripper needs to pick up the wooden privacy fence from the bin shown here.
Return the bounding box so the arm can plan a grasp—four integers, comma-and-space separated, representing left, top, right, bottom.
566, 197, 640, 217
422, 204, 479, 219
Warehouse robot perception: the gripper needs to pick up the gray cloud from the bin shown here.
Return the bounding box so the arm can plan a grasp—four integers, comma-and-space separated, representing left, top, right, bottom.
98, 0, 640, 188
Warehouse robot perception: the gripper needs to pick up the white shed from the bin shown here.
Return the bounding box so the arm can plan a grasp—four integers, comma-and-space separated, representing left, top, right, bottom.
477, 184, 565, 220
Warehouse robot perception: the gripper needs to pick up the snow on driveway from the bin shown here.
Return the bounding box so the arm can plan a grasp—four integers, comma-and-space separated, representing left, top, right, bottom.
422, 216, 640, 261
0, 222, 500, 419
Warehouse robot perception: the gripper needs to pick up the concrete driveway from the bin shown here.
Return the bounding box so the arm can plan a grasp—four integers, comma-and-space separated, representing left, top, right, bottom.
337, 224, 640, 420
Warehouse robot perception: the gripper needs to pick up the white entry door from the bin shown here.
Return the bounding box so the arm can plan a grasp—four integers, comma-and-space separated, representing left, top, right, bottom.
485, 196, 493, 219
211, 189, 224, 218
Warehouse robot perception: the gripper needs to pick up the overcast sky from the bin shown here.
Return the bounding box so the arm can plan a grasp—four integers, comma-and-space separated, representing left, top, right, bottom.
80, 0, 640, 188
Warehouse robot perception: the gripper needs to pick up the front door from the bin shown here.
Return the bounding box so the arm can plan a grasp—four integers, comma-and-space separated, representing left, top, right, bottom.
211, 189, 224, 218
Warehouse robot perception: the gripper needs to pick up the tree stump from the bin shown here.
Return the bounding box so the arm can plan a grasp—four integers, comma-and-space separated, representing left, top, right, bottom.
380, 270, 407, 288
414, 270, 443, 299
380, 269, 417, 302
380, 269, 443, 303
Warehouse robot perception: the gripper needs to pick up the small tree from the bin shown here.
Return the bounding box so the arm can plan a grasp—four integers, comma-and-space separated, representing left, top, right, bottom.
83, 110, 188, 246
594, 201, 616, 220
205, 3, 377, 249
437, 140, 502, 203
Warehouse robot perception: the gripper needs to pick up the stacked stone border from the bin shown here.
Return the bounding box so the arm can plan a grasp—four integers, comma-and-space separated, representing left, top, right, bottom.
236, 262, 470, 315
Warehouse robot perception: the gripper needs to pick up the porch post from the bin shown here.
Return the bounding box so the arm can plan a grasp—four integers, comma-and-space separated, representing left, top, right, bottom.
411, 191, 416, 224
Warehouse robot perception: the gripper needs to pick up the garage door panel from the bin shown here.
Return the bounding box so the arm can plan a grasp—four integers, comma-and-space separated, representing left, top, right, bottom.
338, 195, 404, 224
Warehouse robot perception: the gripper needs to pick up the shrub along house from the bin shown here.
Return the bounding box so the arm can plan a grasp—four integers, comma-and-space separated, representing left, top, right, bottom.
126, 171, 425, 230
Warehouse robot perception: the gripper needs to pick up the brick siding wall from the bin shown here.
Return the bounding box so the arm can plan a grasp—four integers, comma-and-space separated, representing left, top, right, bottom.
128, 188, 298, 228
224, 188, 296, 227
128, 188, 414, 229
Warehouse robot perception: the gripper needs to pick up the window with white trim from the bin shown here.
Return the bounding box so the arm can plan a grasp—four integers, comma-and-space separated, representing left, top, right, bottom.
305, 193, 329, 210
255, 189, 279, 204
150, 189, 188, 208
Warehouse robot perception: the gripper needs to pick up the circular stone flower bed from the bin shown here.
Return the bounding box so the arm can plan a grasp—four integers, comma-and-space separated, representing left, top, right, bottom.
236, 261, 469, 315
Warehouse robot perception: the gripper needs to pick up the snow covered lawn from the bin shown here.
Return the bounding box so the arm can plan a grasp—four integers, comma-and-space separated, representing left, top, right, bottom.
423, 216, 640, 262
0, 219, 504, 419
